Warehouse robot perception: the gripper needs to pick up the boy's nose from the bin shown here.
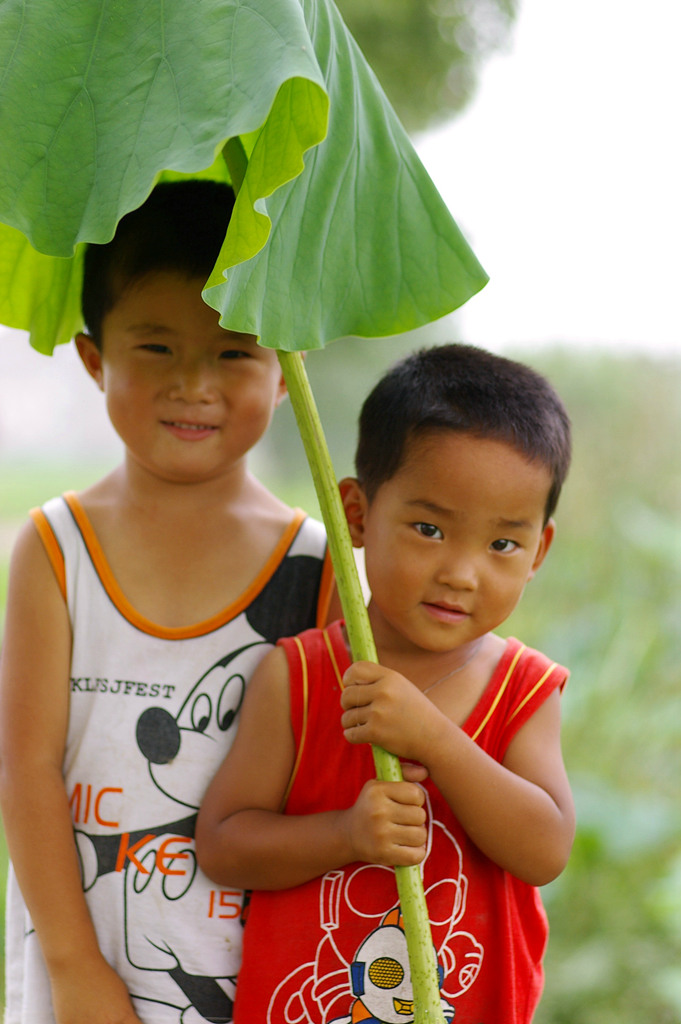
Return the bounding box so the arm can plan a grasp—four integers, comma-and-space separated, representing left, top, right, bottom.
168, 359, 217, 401
437, 553, 477, 590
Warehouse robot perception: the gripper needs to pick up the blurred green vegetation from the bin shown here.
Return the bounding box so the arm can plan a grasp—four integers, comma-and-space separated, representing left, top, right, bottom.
336, 0, 519, 132
0, 347, 679, 1020
502, 351, 681, 1022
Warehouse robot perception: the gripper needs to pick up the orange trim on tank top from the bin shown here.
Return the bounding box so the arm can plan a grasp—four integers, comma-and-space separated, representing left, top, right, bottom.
316, 549, 335, 628
29, 507, 67, 600
62, 491, 307, 640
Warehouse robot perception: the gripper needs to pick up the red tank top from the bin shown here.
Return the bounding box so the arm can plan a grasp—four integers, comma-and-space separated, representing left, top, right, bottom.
234, 622, 568, 1024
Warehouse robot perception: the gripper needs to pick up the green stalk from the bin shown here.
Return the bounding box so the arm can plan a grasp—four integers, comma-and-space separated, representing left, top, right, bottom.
224, 136, 445, 1022
278, 351, 445, 1023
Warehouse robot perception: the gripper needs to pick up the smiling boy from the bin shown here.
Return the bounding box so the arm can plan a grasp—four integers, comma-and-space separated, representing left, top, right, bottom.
196, 343, 575, 1024
0, 181, 334, 1024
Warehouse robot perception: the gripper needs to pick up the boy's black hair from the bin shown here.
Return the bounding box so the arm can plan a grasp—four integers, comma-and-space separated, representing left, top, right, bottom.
355, 344, 571, 523
81, 179, 235, 346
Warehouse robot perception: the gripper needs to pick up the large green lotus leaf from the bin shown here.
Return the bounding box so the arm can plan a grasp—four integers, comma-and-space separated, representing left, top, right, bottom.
0, 0, 486, 354
206, 0, 488, 350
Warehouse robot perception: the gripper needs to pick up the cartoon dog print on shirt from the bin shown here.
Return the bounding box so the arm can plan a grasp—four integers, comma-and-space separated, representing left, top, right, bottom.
72, 629, 268, 1023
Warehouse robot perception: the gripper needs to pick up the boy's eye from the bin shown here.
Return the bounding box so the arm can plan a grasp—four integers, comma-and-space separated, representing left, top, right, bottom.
491, 538, 518, 553
219, 349, 251, 360
139, 342, 171, 354
414, 522, 443, 540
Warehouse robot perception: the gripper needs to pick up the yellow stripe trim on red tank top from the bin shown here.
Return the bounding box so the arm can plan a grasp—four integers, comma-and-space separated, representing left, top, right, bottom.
281, 634, 310, 808
470, 643, 526, 743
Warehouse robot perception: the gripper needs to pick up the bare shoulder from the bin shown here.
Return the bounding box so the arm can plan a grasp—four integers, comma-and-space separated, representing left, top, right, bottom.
74, 469, 130, 543
5, 516, 66, 612
76, 465, 126, 507
212, 645, 293, 766
199, 645, 296, 821
3, 514, 70, 643
237, 477, 299, 548
0, 518, 72, 755
239, 645, 292, 728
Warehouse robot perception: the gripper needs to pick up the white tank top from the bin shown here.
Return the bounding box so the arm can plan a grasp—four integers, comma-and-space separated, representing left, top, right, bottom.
5, 492, 331, 1024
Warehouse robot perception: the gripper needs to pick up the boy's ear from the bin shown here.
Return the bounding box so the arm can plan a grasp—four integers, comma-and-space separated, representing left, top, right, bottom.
273, 348, 307, 408
338, 477, 368, 548
528, 518, 556, 580
274, 372, 288, 408
75, 333, 104, 391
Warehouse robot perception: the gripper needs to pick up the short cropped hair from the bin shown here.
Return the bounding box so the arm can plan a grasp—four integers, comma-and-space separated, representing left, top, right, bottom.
355, 344, 571, 523
81, 180, 235, 346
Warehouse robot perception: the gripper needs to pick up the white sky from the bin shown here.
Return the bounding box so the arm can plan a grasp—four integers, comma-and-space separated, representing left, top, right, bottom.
416, 0, 681, 356
1, 0, 679, 457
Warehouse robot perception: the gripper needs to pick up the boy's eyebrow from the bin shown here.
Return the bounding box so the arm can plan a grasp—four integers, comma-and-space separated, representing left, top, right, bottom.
125, 320, 254, 344
405, 498, 453, 517
406, 500, 536, 531
126, 321, 175, 333
492, 517, 536, 531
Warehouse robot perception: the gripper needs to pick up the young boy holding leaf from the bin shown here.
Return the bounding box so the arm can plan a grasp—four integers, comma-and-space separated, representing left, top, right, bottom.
196, 343, 576, 1023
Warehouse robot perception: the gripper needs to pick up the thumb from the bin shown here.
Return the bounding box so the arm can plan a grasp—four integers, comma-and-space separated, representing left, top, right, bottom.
400, 761, 429, 783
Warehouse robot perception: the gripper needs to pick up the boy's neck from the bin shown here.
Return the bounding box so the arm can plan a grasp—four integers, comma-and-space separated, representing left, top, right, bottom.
116, 453, 266, 513
76, 456, 295, 628
84, 455, 291, 528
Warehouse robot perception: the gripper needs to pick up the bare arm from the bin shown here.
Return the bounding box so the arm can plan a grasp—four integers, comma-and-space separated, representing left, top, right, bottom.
195, 646, 428, 890
340, 662, 575, 886
0, 521, 143, 1024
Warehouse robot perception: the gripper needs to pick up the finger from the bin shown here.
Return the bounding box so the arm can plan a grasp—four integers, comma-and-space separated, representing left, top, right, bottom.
342, 661, 383, 689
395, 823, 428, 846
342, 722, 368, 746
390, 845, 427, 867
388, 817, 427, 847
400, 761, 429, 783
387, 819, 428, 856
388, 781, 426, 809
337, 684, 374, 716
380, 814, 426, 851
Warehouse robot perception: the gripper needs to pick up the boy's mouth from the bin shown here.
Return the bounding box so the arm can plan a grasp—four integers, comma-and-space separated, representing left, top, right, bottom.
164, 420, 216, 430
422, 601, 469, 623
161, 420, 219, 438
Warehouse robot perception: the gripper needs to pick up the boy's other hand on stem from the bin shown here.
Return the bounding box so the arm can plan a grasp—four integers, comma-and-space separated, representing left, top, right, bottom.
340, 662, 431, 866
341, 777, 427, 867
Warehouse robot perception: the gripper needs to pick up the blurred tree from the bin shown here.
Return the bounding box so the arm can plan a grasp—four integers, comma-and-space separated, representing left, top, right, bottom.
335, 0, 519, 132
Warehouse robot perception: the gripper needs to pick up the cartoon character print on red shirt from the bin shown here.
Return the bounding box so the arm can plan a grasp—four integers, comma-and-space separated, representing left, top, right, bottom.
263, 787, 481, 1024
